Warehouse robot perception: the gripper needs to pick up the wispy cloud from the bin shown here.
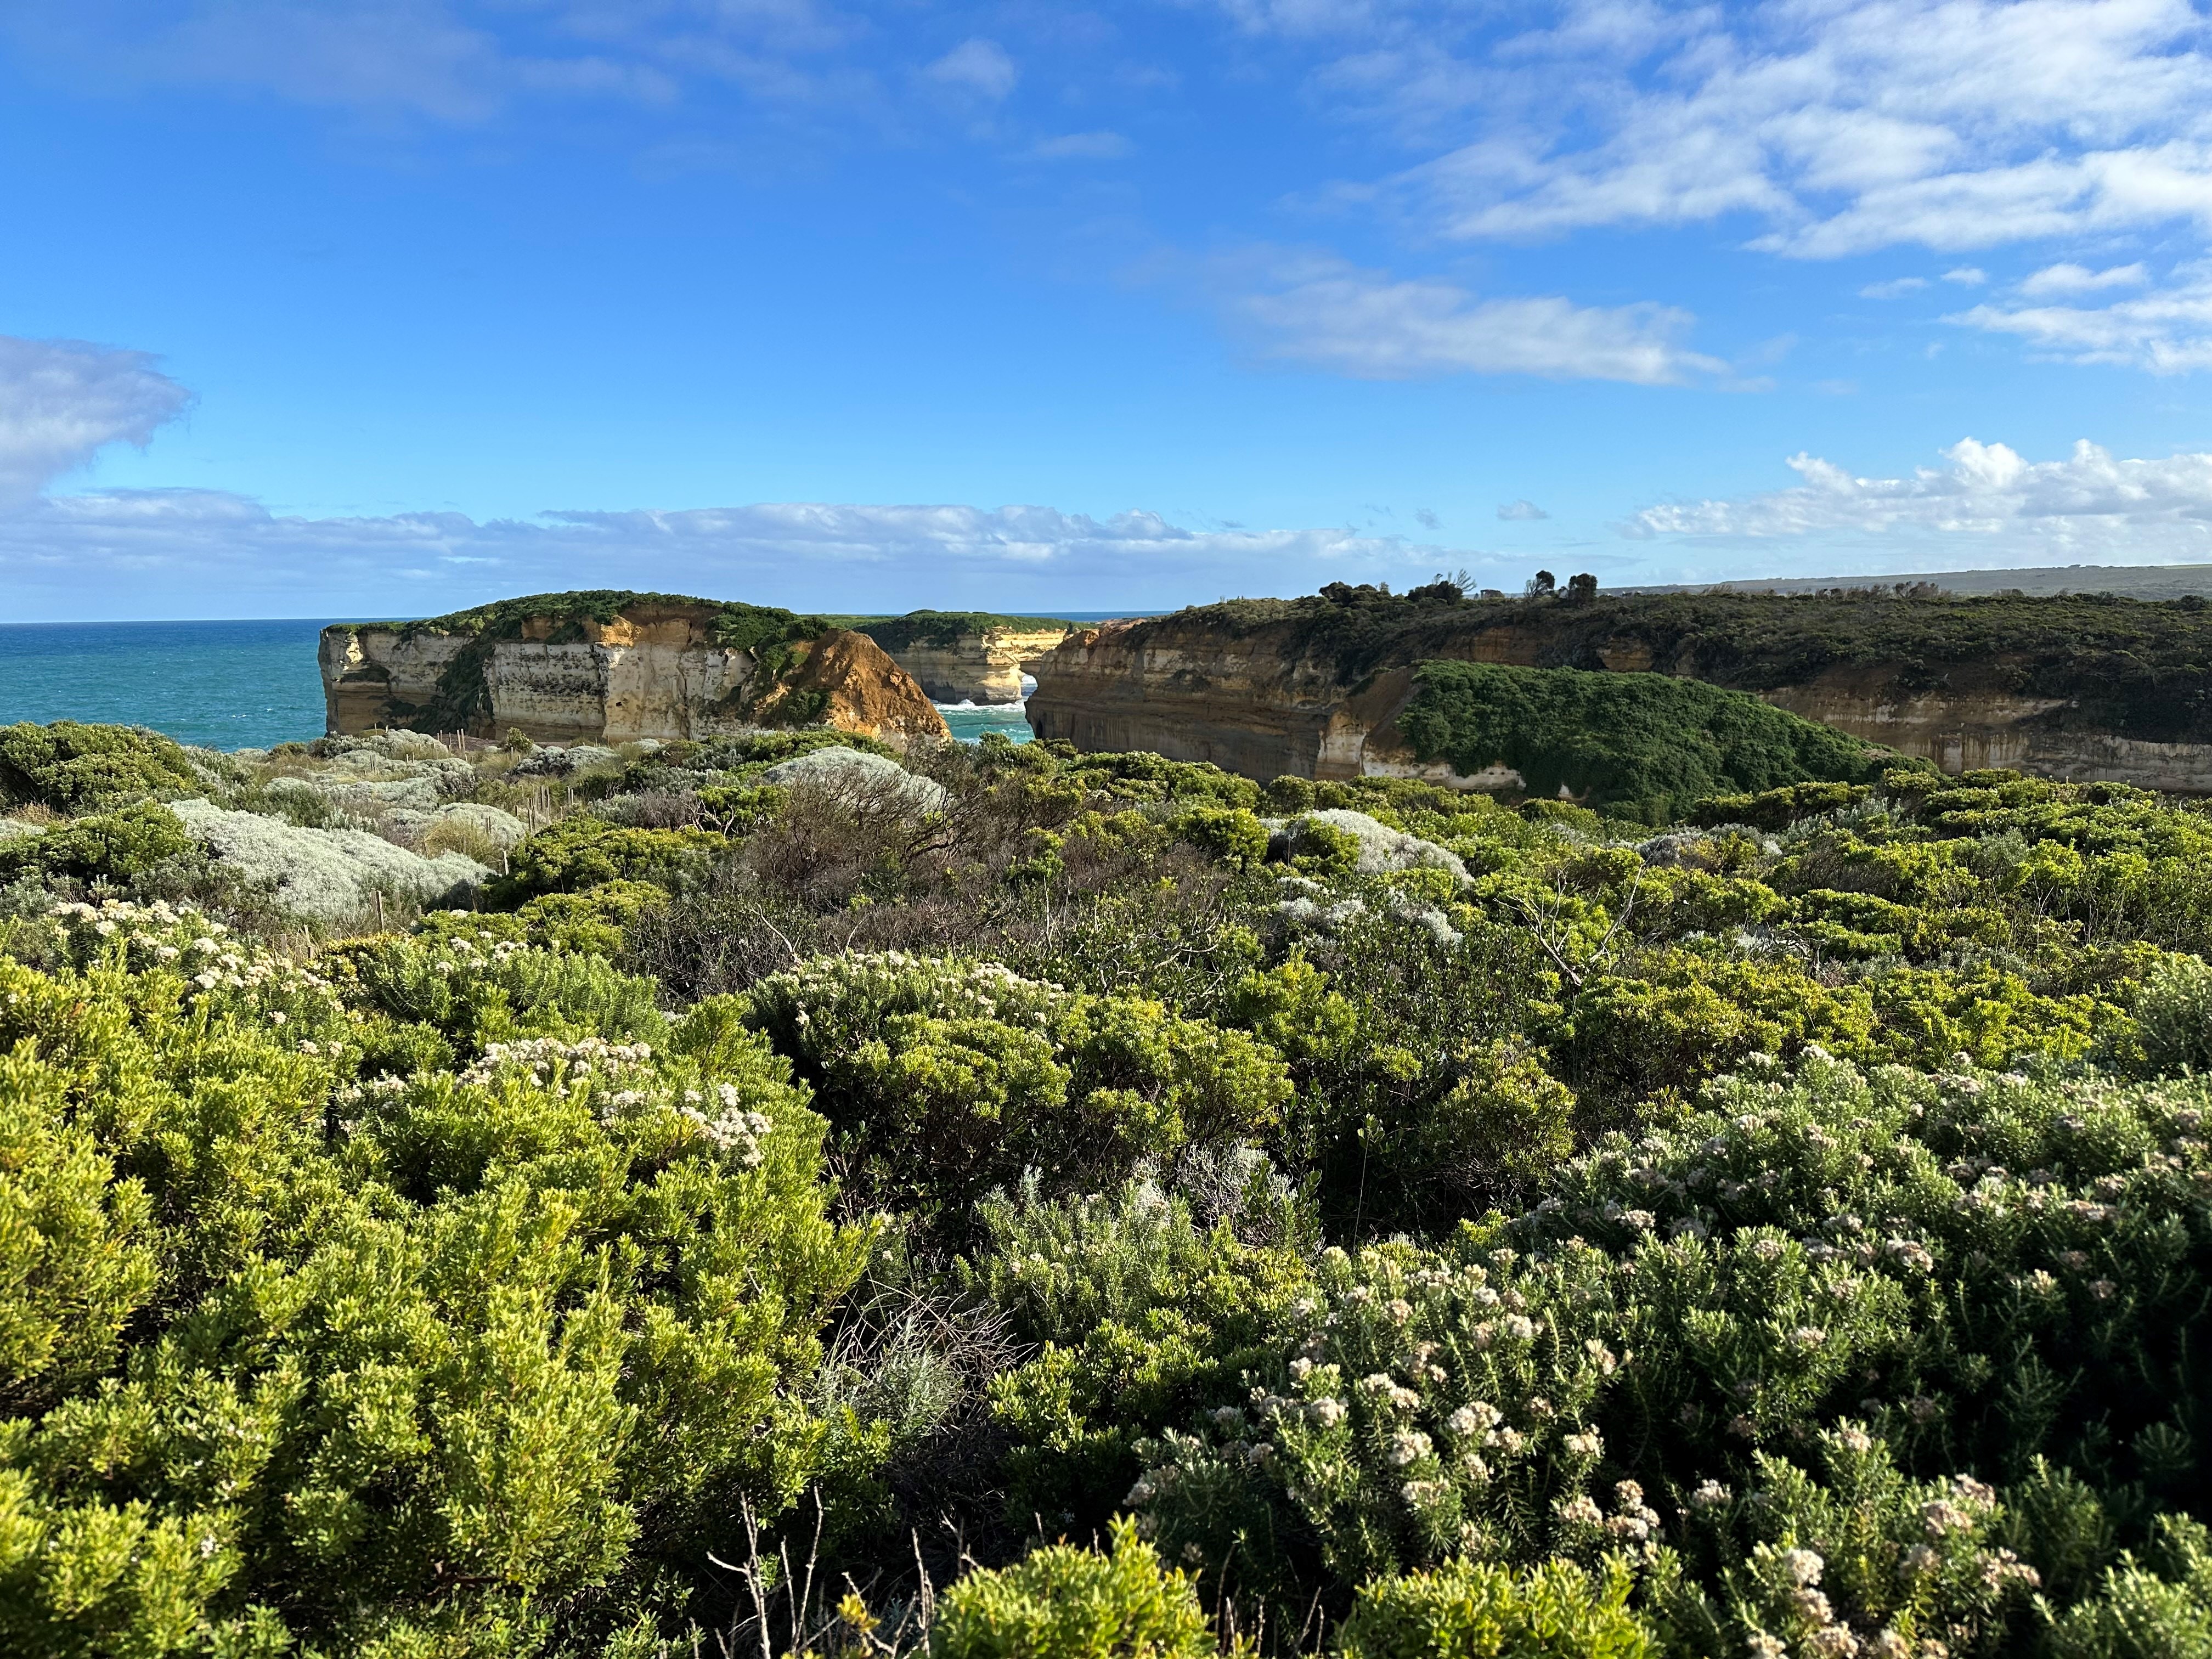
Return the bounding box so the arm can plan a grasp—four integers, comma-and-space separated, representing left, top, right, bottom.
1623, 436, 2212, 562
1860, 276, 1929, 298
0, 487, 1517, 616
1299, 0, 2212, 267
2018, 260, 2149, 295
1229, 253, 1724, 385
924, 37, 1018, 100
1496, 498, 1549, 520
1948, 264, 2212, 371
0, 335, 193, 509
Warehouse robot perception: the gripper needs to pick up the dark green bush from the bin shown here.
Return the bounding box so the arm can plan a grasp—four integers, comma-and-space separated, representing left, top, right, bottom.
0, 801, 193, 883
491, 814, 721, 902
1395, 663, 1897, 821
0, 721, 201, 811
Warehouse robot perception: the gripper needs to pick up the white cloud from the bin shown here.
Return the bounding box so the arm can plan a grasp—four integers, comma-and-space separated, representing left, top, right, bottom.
1232, 254, 1724, 385
924, 38, 1017, 100
2018, 259, 2149, 294
1948, 264, 2212, 370
0, 487, 1516, 616
1033, 130, 1133, 160
0, 336, 193, 509
1340, 0, 2212, 264
1860, 276, 1929, 298
1942, 267, 1988, 285
1623, 436, 2212, 562
1497, 498, 1549, 520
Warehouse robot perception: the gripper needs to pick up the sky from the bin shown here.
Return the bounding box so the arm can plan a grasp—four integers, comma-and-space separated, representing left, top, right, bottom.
8, 0, 2212, 620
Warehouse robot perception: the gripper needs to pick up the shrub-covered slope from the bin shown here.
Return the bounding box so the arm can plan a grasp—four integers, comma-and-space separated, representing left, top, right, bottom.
7, 719, 2212, 1657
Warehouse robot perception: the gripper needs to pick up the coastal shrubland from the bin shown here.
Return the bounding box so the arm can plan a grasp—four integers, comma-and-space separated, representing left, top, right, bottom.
4, 714, 2212, 1656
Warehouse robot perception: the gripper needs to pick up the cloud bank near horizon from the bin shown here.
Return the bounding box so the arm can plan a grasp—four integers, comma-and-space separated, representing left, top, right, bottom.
0, 486, 1526, 619
1626, 437, 2212, 564
15, 333, 2212, 618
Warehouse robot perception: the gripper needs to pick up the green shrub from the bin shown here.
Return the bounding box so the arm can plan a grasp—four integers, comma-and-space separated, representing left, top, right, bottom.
0, 1036, 157, 1413
979, 1178, 1313, 1529
1170, 805, 1271, 871
1336, 1557, 1654, 1659
2123, 953, 2212, 1075
0, 800, 193, 884
2043, 1517, 2212, 1658
0, 920, 870, 1656
492, 814, 720, 902
929, 1519, 1220, 1659
748, 954, 1291, 1218
1691, 781, 1872, 831
0, 721, 201, 812
1396, 662, 1896, 821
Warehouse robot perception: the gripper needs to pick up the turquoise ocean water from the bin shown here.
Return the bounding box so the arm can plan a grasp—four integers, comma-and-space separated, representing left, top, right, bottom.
0, 619, 1042, 751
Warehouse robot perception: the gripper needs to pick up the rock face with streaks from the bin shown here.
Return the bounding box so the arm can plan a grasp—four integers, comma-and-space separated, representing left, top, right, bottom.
853, 614, 1073, 704
1025, 588, 2212, 791
322, 593, 949, 747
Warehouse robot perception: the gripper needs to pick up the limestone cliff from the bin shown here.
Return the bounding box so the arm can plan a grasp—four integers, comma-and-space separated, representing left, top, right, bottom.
323, 592, 949, 747
1026, 587, 2212, 792
854, 613, 1072, 704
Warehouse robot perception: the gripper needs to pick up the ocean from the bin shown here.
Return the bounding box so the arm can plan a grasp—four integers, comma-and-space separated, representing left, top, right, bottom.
0, 618, 1041, 751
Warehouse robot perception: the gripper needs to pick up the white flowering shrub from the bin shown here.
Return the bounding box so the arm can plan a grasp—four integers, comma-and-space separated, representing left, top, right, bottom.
1513, 1052, 2212, 1504
1650, 1424, 2044, 1658
1126, 1234, 1632, 1595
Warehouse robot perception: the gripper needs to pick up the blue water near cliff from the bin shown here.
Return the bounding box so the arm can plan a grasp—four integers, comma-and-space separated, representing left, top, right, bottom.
0, 620, 333, 749
0, 618, 1059, 751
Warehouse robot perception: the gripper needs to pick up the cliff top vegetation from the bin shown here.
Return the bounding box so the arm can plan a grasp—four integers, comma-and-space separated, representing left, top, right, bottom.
335, 594, 1075, 657
7, 716, 2212, 1659
1148, 580, 2212, 744
344, 589, 834, 657
849, 610, 1076, 650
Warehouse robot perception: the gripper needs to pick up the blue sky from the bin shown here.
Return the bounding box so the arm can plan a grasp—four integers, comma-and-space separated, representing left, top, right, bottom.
7, 0, 2212, 619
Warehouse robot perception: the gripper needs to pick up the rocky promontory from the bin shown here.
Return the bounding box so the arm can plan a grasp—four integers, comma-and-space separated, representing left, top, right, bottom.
323, 591, 949, 746
1027, 583, 2212, 792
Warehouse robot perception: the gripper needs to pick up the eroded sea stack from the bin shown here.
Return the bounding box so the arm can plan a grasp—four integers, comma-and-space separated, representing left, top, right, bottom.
322, 591, 950, 745
851, 612, 1071, 704
1026, 583, 2212, 791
